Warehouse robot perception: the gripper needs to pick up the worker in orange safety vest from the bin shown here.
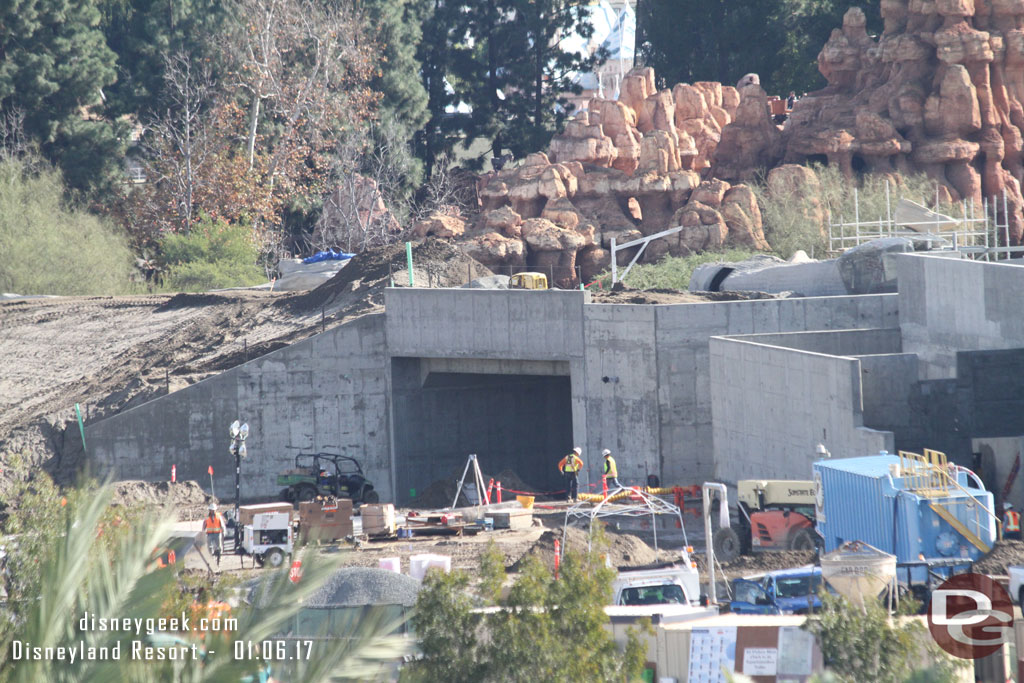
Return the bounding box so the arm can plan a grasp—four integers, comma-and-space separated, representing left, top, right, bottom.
558, 447, 584, 502
1004, 502, 1021, 540
202, 503, 226, 565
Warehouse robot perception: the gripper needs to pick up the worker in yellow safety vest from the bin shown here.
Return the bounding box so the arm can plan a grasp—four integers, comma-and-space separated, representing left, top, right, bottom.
1004, 502, 1021, 540
202, 504, 226, 564
602, 449, 621, 489
558, 447, 584, 502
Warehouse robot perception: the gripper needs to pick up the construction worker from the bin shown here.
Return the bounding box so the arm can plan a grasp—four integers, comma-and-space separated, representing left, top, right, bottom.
558, 447, 584, 502
602, 449, 621, 489
203, 503, 225, 565
1004, 502, 1021, 540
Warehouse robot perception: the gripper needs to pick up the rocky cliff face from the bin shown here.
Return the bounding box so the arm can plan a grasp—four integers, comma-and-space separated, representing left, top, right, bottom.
780, 1, 1024, 244
415, 67, 770, 287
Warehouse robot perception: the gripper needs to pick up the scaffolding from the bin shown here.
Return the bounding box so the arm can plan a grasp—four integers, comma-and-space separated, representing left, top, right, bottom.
826, 182, 1024, 260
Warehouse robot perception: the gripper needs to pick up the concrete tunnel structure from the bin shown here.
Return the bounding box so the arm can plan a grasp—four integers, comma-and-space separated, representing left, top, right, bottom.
84, 254, 1024, 508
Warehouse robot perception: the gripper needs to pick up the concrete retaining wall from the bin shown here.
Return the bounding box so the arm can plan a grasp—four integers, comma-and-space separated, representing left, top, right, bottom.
85, 288, 898, 502
86, 314, 393, 501
709, 336, 894, 482
898, 255, 1024, 379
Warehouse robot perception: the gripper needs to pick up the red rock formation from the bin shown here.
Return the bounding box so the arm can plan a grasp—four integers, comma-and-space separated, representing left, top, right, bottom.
779, 3, 1024, 244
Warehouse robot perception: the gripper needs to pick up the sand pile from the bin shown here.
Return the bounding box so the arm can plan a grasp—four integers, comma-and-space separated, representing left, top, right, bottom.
510, 526, 667, 572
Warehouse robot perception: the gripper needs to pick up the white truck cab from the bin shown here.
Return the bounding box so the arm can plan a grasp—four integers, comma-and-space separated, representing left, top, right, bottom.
612, 562, 702, 607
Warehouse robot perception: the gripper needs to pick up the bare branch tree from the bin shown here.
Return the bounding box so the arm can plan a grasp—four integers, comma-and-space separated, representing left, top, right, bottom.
140, 52, 217, 233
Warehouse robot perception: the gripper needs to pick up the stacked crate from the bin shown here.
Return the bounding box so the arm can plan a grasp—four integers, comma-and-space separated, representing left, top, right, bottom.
362, 503, 397, 536
298, 498, 353, 543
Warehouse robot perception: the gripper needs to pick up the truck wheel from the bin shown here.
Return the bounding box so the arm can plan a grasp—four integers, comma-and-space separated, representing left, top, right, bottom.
265, 548, 286, 568
362, 489, 379, 504
713, 527, 741, 563
295, 485, 317, 502
791, 528, 819, 552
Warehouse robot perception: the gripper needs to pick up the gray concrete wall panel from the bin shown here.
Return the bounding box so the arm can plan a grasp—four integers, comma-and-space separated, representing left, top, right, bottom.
86, 314, 393, 501
899, 255, 1024, 378
709, 337, 894, 483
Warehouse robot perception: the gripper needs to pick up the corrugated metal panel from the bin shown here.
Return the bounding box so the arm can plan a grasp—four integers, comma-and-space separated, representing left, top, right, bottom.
816, 456, 899, 556
816, 455, 998, 563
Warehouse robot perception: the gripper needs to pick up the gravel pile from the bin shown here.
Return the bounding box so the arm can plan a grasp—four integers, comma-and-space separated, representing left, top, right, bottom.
973, 540, 1024, 575
305, 567, 422, 608
109, 480, 216, 521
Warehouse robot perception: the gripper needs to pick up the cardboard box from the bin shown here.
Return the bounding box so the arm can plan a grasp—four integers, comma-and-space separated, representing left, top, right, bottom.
491, 508, 533, 530
238, 503, 294, 526
362, 503, 396, 535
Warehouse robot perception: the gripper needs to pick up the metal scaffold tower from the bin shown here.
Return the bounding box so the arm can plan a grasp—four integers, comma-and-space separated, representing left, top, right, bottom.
827, 182, 1024, 260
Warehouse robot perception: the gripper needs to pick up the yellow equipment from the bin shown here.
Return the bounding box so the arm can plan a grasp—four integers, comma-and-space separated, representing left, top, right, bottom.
509, 272, 548, 289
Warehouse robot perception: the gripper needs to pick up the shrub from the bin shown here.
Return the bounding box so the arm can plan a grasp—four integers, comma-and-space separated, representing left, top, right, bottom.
0, 156, 135, 295
595, 248, 759, 290
159, 216, 265, 291
754, 164, 966, 260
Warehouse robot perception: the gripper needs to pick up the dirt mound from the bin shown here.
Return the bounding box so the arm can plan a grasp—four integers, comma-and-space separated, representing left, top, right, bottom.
693, 550, 817, 578
591, 287, 788, 305
973, 540, 1024, 575
110, 480, 216, 522
510, 526, 667, 572
287, 238, 492, 312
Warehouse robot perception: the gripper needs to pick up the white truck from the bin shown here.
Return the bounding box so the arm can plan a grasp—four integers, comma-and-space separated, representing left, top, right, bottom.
242, 511, 293, 568
612, 563, 702, 607
1008, 565, 1024, 605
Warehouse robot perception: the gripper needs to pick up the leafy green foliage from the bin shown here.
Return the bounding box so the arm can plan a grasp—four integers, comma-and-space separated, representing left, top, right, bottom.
0, 155, 135, 295
802, 591, 966, 683
159, 216, 264, 291
595, 249, 759, 290
404, 532, 649, 682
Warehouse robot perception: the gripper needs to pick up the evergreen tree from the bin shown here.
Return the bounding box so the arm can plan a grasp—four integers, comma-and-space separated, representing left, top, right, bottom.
100, 0, 228, 118
414, 0, 463, 179
638, 0, 881, 96
0, 0, 122, 197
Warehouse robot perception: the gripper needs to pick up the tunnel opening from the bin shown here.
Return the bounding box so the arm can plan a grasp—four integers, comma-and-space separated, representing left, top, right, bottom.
390, 357, 574, 506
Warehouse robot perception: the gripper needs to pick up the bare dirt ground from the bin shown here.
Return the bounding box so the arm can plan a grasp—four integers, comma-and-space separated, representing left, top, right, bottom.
0, 239, 490, 498
590, 287, 788, 305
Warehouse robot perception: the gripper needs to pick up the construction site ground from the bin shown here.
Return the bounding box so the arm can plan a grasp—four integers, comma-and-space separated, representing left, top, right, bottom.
6, 240, 1024, 585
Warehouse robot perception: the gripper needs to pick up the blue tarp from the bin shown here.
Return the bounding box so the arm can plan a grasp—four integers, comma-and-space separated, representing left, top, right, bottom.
302, 249, 356, 264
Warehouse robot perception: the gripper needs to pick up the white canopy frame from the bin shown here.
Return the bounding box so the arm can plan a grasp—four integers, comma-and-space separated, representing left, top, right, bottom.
559, 485, 689, 559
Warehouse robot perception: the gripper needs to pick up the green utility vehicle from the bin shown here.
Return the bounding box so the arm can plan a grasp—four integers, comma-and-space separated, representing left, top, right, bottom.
277, 452, 379, 504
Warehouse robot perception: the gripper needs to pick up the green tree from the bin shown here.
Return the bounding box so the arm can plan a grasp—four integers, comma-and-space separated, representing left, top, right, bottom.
405, 538, 649, 682
100, 0, 228, 118
638, 0, 882, 96
361, 0, 430, 188
413, 0, 463, 179
0, 0, 123, 197
802, 592, 964, 683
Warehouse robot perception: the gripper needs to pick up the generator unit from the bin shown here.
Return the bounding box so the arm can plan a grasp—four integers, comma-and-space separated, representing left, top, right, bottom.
813, 450, 998, 577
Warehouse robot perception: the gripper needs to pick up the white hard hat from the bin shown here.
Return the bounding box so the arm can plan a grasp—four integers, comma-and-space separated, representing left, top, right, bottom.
602, 449, 611, 457
1005, 502, 1013, 511
208, 503, 218, 511
573, 447, 582, 454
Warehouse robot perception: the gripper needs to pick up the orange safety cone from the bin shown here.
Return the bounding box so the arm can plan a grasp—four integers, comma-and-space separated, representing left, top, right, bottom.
171, 464, 176, 483
496, 481, 502, 504
486, 478, 494, 505
554, 539, 561, 580
602, 475, 608, 497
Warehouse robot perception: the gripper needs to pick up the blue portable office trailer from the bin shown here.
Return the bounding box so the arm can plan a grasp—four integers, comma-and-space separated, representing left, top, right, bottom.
813, 454, 996, 584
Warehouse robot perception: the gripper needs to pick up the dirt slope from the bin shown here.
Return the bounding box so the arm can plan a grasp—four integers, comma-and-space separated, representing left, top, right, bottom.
0, 239, 489, 497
